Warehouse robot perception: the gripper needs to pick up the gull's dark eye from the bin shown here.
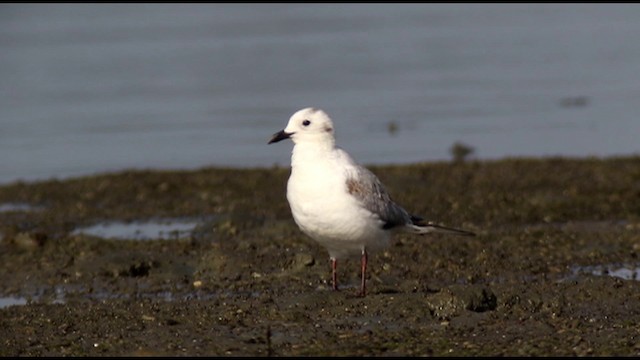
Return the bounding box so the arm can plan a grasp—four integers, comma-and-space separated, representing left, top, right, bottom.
302, 120, 311, 126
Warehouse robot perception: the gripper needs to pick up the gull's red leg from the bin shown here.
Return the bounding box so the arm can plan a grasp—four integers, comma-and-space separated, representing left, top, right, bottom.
331, 258, 339, 291
359, 249, 368, 297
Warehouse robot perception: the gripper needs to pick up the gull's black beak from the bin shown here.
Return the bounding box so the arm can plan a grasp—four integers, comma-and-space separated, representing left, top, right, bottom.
268, 130, 293, 144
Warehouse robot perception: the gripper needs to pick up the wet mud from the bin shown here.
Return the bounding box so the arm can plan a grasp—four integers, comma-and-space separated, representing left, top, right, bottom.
1, 157, 640, 356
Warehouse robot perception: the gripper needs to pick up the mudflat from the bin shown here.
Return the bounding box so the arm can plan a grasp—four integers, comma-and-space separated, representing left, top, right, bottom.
1, 157, 640, 356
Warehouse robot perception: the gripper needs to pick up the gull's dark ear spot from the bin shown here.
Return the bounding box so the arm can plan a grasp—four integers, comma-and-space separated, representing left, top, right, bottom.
325, 126, 333, 133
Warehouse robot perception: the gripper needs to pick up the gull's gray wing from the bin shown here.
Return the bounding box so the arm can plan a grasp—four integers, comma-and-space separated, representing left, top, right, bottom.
345, 165, 412, 230
345, 167, 475, 236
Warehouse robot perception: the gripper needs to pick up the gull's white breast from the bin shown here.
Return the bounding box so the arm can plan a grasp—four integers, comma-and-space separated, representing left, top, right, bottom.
286, 146, 390, 259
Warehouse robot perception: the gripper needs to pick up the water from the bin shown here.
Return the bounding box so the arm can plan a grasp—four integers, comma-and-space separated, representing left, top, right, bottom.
0, 202, 44, 212
71, 218, 199, 241
0, 284, 252, 308
0, 202, 44, 243
2, 4, 639, 184
569, 263, 640, 282
0, 296, 28, 308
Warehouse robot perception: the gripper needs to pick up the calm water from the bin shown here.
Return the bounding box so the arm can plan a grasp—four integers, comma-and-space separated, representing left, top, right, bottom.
1, 4, 639, 184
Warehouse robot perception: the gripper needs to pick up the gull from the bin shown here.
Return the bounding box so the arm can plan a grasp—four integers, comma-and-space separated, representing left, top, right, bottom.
268, 107, 475, 296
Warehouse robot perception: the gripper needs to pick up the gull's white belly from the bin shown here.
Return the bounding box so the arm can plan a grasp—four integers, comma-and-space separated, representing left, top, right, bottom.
286, 171, 390, 259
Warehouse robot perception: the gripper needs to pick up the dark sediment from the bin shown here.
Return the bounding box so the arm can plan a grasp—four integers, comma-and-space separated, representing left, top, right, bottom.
1, 157, 640, 356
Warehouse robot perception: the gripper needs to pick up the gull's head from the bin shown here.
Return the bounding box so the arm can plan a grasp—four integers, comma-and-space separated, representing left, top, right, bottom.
268, 107, 335, 145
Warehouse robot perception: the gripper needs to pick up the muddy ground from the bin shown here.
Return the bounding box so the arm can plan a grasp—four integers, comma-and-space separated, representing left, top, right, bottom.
1, 157, 640, 356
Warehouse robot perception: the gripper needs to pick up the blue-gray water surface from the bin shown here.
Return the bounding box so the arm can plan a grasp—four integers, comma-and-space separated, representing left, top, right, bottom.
1, 4, 639, 184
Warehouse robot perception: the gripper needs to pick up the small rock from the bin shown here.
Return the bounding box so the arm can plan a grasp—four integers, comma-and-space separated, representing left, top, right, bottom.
291, 253, 315, 270
14, 232, 47, 250
425, 284, 497, 319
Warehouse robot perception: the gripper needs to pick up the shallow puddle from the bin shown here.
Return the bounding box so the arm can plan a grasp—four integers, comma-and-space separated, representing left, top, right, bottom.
0, 296, 28, 309
0, 286, 66, 309
0, 202, 44, 212
0, 285, 249, 308
71, 218, 199, 241
568, 263, 640, 281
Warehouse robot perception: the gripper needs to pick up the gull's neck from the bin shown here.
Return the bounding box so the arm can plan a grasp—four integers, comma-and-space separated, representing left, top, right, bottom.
291, 138, 336, 168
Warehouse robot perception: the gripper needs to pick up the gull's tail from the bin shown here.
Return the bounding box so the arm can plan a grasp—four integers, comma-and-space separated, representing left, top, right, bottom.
406, 215, 476, 237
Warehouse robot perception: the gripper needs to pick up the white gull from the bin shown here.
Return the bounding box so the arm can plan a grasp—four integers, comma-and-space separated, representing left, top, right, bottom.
269, 107, 475, 296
